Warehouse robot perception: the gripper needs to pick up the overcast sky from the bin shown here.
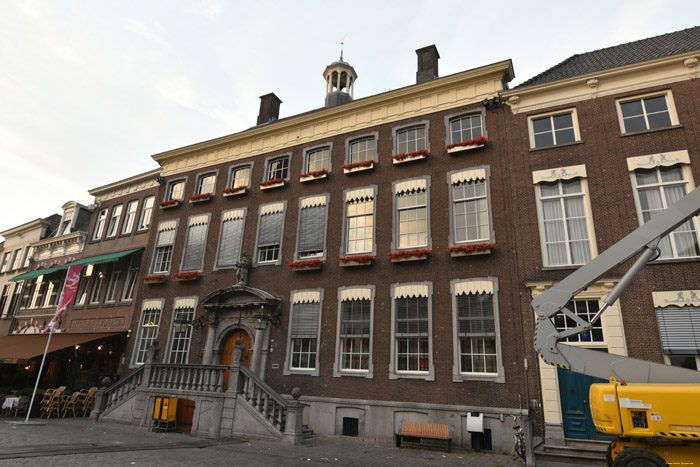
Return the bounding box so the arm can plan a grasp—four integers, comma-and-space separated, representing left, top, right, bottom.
1, 0, 699, 240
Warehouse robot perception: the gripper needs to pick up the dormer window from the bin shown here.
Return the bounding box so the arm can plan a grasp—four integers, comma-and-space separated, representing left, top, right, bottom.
59, 211, 73, 235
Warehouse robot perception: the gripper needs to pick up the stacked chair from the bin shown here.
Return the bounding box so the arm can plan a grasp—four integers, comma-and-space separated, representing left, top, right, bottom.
40, 386, 65, 419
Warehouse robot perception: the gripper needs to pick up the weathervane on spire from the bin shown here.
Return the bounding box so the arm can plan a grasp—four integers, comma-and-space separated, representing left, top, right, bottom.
339, 34, 347, 61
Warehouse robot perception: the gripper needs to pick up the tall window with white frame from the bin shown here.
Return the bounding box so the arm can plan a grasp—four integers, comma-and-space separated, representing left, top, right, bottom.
121, 200, 138, 235
394, 288, 430, 374
75, 268, 91, 306
0, 253, 10, 273
531, 112, 576, 148
135, 300, 162, 364
168, 298, 196, 364
397, 126, 426, 153
256, 203, 285, 263
0, 285, 11, 317
106, 205, 123, 238
305, 147, 330, 173
93, 209, 108, 240
348, 137, 376, 164
619, 95, 673, 133
166, 180, 185, 201
104, 269, 122, 303
297, 197, 327, 259
229, 165, 251, 190
537, 178, 592, 266
152, 221, 177, 274
216, 209, 245, 269
266, 156, 289, 181
339, 297, 371, 372
137, 196, 155, 231
181, 215, 209, 271
632, 165, 700, 259
449, 114, 482, 144
456, 289, 497, 374
345, 190, 374, 255
196, 173, 216, 195
89, 268, 104, 304
553, 300, 604, 343
289, 294, 321, 371
396, 184, 428, 249
452, 171, 490, 244
121, 257, 139, 302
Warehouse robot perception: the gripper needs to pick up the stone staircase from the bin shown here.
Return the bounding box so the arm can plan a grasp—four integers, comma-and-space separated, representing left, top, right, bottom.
302, 424, 318, 439
535, 439, 608, 465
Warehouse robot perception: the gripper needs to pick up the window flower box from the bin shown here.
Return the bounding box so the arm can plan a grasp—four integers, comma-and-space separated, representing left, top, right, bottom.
259, 178, 287, 190
222, 186, 248, 197
388, 248, 432, 262
143, 275, 167, 284
188, 192, 213, 203
391, 149, 429, 165
447, 242, 495, 257
172, 271, 201, 281
158, 199, 181, 209
299, 169, 328, 183
289, 259, 323, 271
337, 255, 375, 267
446, 136, 488, 154
343, 160, 376, 174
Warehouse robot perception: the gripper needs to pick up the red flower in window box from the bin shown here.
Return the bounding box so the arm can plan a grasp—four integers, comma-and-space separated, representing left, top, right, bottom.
172, 271, 201, 281
258, 178, 287, 188
222, 186, 247, 196
143, 274, 167, 284
390, 149, 429, 163
337, 255, 375, 266
288, 259, 323, 271
388, 249, 432, 261
158, 199, 180, 208
446, 242, 495, 257
342, 160, 376, 170
446, 136, 488, 151
298, 169, 328, 180
187, 192, 213, 202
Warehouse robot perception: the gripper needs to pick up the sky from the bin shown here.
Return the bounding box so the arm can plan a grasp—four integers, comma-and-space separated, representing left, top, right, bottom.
1, 0, 699, 240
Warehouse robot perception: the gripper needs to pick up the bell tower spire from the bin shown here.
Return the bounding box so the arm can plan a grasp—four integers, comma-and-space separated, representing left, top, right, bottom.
323, 36, 357, 108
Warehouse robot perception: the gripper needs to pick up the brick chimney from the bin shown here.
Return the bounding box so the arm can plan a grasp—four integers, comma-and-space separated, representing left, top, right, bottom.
256, 93, 282, 125
416, 45, 440, 84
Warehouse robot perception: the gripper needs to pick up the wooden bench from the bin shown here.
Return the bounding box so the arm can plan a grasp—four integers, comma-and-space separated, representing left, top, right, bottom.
395, 421, 454, 452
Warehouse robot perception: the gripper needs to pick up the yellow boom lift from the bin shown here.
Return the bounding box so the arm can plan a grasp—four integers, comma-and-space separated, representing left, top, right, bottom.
532, 186, 700, 466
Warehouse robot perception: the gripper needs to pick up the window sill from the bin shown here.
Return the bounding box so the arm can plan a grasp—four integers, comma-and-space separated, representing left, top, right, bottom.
646, 256, 700, 265
389, 372, 434, 381
158, 200, 181, 210
391, 151, 429, 165
541, 265, 583, 272
620, 124, 683, 137
283, 368, 319, 377
388, 249, 432, 262
447, 143, 485, 154
188, 194, 214, 204
337, 256, 375, 267
289, 260, 324, 271
447, 243, 495, 257
343, 161, 376, 174
223, 187, 248, 197
529, 140, 583, 152
333, 371, 372, 379
453, 373, 505, 384
259, 181, 287, 191
299, 171, 328, 183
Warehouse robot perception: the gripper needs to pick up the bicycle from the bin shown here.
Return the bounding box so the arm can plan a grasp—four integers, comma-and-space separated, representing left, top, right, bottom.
512, 416, 526, 462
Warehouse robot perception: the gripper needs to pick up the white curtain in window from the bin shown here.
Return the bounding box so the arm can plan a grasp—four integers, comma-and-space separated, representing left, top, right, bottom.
542, 200, 567, 265
564, 197, 590, 264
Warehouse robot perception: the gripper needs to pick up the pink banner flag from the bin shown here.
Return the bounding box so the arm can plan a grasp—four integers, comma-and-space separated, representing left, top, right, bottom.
43, 264, 82, 334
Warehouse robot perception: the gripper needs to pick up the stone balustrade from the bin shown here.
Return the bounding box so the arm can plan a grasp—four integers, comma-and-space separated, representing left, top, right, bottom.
148, 364, 226, 393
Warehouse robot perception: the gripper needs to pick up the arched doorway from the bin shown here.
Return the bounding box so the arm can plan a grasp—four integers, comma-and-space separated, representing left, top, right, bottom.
220, 329, 251, 391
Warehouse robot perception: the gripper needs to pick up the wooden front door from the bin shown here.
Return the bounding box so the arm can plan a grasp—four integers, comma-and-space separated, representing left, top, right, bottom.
220, 329, 252, 391
176, 399, 195, 434
557, 367, 615, 440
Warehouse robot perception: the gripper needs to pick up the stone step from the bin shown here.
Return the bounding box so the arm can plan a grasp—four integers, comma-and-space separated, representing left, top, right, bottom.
535, 442, 608, 466
302, 424, 318, 439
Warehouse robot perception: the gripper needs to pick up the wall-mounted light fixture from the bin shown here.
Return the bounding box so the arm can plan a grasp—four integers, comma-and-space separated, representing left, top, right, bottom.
156, 175, 166, 185
481, 96, 500, 110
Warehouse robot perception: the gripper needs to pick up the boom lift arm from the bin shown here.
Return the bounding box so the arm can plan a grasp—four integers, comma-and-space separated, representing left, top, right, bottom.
533, 186, 700, 384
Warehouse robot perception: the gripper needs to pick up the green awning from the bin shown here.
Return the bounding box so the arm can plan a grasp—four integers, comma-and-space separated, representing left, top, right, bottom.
63, 248, 143, 267
9, 266, 65, 282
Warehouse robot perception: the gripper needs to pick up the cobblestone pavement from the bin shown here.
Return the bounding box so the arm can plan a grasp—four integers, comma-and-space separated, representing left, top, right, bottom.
0, 416, 525, 467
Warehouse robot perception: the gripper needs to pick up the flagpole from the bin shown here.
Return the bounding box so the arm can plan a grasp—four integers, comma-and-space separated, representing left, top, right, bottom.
25, 323, 55, 423
24, 269, 71, 424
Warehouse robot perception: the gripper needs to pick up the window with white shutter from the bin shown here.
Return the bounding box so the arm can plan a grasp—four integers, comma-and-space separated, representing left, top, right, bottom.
181, 215, 210, 271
